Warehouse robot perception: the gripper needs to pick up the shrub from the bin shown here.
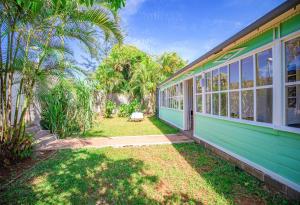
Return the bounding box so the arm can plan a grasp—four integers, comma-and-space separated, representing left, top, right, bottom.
127, 99, 141, 114
104, 100, 116, 118
118, 104, 129, 117
39, 79, 93, 138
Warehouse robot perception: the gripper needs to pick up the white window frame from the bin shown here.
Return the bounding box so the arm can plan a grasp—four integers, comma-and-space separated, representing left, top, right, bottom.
194, 42, 275, 129
160, 82, 184, 111
281, 31, 300, 134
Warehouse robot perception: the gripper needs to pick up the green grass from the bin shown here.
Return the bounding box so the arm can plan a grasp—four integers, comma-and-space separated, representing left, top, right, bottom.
0, 143, 292, 205
83, 116, 179, 137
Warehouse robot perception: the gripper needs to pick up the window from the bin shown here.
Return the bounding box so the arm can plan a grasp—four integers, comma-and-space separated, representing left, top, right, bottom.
256, 88, 272, 123
206, 94, 211, 114
242, 90, 254, 120
256, 49, 273, 123
160, 82, 183, 110
256, 48, 272, 86
196, 48, 273, 125
230, 91, 239, 118
220, 92, 228, 116
285, 37, 300, 128
220, 66, 228, 90
229, 61, 239, 89
196, 75, 204, 112
241, 56, 254, 88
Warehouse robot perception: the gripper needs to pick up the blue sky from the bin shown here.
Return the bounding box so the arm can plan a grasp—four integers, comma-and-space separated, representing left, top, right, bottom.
74, 0, 285, 68
119, 0, 285, 62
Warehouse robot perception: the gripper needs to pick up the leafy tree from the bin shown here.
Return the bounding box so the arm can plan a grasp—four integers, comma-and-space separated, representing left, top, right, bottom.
158, 52, 187, 80
0, 0, 124, 164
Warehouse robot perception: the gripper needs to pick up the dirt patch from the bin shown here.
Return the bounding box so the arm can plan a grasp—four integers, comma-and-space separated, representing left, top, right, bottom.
155, 180, 171, 196
234, 196, 266, 205
0, 150, 56, 187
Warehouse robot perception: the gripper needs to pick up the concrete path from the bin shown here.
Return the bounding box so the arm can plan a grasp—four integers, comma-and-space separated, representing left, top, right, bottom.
37, 134, 193, 150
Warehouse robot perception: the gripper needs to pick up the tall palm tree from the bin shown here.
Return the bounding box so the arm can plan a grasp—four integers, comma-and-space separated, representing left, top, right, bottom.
0, 0, 124, 164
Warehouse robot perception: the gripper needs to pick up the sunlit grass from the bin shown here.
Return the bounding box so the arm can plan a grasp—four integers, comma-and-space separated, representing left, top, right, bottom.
83, 116, 179, 137
0, 143, 290, 204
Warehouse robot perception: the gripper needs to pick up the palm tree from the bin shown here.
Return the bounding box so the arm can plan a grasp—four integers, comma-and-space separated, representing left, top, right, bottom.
0, 0, 124, 164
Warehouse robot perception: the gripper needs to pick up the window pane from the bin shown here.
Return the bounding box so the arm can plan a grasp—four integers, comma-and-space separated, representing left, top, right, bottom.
286, 85, 300, 128
212, 93, 219, 115
206, 94, 211, 114
196, 76, 203, 93
180, 98, 183, 110
180, 83, 183, 95
196, 95, 202, 113
220, 92, 228, 116
256, 88, 272, 123
206, 72, 212, 92
220, 66, 228, 90
256, 49, 273, 86
212, 69, 219, 91
285, 37, 300, 82
230, 91, 239, 118
241, 56, 254, 88
242, 90, 254, 121
229, 61, 239, 90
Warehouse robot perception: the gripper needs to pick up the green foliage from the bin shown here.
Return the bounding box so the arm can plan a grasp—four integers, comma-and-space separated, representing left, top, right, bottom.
104, 100, 116, 118
39, 79, 93, 138
117, 99, 141, 117
0, 132, 33, 167
118, 104, 129, 117
94, 45, 187, 113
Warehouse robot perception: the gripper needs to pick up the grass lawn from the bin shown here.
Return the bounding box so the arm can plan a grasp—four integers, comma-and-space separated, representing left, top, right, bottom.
83, 116, 179, 137
0, 143, 291, 205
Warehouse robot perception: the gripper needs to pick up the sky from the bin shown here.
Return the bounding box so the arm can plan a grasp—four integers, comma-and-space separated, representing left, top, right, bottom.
75, 0, 285, 67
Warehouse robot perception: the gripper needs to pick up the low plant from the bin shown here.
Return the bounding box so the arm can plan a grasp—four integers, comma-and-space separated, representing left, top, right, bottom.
127, 99, 141, 114
104, 100, 116, 118
118, 104, 129, 117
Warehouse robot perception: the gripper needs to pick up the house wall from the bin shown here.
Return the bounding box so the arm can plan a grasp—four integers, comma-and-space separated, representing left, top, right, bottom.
158, 11, 300, 194
159, 107, 184, 130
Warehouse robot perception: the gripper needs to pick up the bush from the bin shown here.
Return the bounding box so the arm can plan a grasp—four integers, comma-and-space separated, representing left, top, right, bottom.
118, 104, 129, 117
104, 100, 116, 118
39, 79, 93, 138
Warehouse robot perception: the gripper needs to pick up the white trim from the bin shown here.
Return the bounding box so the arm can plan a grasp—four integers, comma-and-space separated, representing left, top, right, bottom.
193, 134, 300, 192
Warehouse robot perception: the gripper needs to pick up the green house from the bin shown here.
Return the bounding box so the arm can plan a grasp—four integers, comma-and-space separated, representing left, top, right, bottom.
158, 1, 300, 199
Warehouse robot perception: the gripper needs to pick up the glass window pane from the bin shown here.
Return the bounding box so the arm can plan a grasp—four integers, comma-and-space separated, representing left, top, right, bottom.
286, 85, 300, 128
180, 83, 183, 95
285, 37, 300, 82
242, 90, 254, 121
196, 76, 203, 93
206, 94, 211, 114
196, 95, 202, 113
220, 66, 228, 91
212, 69, 219, 91
256, 88, 272, 123
220, 92, 228, 117
229, 61, 239, 90
205, 72, 212, 92
256, 49, 273, 86
229, 91, 239, 118
180, 98, 183, 110
241, 56, 254, 88
212, 93, 219, 115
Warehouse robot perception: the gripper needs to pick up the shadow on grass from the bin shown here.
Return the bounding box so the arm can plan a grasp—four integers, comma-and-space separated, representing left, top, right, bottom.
148, 116, 179, 134
171, 143, 290, 204
0, 149, 203, 204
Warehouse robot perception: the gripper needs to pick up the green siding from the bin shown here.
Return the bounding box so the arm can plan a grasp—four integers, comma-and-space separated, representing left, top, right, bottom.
194, 114, 300, 185
280, 13, 300, 37
159, 107, 184, 129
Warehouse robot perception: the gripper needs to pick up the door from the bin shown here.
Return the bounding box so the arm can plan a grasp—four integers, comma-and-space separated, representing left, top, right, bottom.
184, 78, 194, 130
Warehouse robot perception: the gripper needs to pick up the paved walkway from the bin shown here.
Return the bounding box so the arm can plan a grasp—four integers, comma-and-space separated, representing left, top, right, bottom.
37, 134, 193, 150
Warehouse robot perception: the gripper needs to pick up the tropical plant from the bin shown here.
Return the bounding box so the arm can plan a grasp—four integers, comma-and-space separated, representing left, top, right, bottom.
39, 78, 93, 138
0, 0, 124, 165
158, 52, 187, 79
118, 104, 129, 117
104, 100, 116, 118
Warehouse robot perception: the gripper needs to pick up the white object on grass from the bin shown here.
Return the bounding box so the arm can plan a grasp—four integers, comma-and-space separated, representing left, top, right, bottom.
130, 112, 144, 121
